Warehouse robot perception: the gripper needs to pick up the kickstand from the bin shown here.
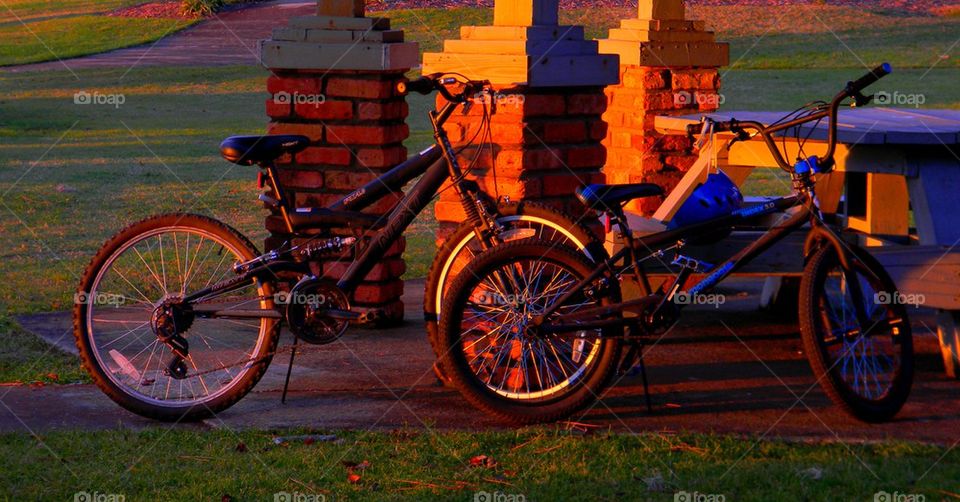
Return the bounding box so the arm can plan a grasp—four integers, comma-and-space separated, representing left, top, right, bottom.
637, 342, 652, 413
281, 335, 299, 404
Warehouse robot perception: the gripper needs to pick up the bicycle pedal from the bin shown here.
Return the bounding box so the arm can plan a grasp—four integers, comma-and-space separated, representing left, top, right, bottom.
358, 308, 385, 324
672, 254, 713, 273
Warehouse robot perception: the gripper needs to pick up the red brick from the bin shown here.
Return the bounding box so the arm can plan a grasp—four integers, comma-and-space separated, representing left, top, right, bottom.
660, 134, 691, 152
588, 120, 608, 141
294, 99, 353, 120
325, 77, 396, 99
352, 279, 403, 304
566, 93, 607, 115
357, 101, 407, 120
267, 75, 322, 95
355, 146, 406, 168
267, 123, 323, 142
519, 93, 566, 117
434, 200, 467, 222
542, 121, 587, 143
565, 145, 606, 168
296, 146, 352, 166
277, 169, 323, 189
266, 98, 291, 119
326, 124, 408, 145
322, 258, 405, 282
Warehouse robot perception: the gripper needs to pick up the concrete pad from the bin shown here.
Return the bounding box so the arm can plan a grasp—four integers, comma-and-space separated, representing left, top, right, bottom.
6, 278, 959, 445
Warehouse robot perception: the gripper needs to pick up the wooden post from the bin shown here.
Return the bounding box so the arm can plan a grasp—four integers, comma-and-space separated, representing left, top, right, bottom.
494, 0, 558, 26
318, 0, 364, 17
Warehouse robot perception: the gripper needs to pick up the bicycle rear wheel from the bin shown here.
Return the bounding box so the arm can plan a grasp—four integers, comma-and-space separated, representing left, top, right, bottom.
438, 238, 621, 424
74, 213, 280, 421
799, 244, 913, 422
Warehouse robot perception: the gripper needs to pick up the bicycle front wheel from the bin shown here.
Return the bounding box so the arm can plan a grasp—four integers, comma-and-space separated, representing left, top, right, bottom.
438, 239, 621, 424
799, 243, 913, 422
74, 213, 280, 421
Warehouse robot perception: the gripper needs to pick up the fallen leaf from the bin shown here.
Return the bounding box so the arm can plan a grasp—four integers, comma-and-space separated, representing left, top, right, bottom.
235, 442, 247, 453
347, 473, 362, 484
469, 455, 498, 469
45, 373, 59, 381
221, 495, 233, 502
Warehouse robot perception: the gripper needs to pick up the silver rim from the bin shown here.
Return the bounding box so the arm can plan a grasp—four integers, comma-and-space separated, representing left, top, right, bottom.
819, 265, 900, 401
456, 257, 601, 400
85, 225, 270, 408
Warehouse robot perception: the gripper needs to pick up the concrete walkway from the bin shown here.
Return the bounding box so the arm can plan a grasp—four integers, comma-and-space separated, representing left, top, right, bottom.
5, 278, 958, 445
4, 1, 315, 72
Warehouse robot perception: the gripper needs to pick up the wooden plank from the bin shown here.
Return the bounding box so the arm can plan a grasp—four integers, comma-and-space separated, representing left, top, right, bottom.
317, 0, 364, 17
726, 139, 912, 176
621, 19, 704, 31
272, 27, 307, 42
528, 54, 620, 86
871, 246, 960, 309
652, 139, 714, 222
598, 40, 729, 67
422, 53, 530, 85
289, 15, 389, 31
460, 25, 584, 41
302, 29, 353, 43
638, 0, 686, 20
846, 173, 910, 244
442, 39, 597, 56
493, 0, 559, 26
904, 155, 960, 246
607, 27, 715, 42
354, 29, 404, 43
260, 40, 418, 70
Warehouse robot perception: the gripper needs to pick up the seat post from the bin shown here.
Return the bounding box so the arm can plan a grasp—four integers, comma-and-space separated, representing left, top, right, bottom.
261, 162, 295, 234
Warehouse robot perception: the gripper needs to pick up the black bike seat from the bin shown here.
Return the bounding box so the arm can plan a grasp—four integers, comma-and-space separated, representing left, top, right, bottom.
576, 183, 664, 210
219, 135, 310, 166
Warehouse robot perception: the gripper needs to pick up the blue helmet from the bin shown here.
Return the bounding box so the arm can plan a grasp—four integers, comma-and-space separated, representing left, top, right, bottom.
667, 170, 743, 231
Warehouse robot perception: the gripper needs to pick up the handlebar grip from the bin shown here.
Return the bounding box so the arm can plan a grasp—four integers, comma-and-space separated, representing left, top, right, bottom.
847, 63, 892, 95
397, 77, 434, 95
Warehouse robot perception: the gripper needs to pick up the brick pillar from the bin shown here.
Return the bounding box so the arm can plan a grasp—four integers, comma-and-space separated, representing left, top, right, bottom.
260, 1, 418, 322
422, 0, 618, 239
598, 0, 729, 216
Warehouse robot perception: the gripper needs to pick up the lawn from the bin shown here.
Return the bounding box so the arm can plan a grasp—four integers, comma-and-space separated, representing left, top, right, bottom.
0, 0, 199, 67
0, 428, 956, 501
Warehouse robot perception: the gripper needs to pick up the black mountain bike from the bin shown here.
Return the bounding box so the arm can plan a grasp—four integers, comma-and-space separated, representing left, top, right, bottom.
73, 74, 601, 421
439, 64, 914, 424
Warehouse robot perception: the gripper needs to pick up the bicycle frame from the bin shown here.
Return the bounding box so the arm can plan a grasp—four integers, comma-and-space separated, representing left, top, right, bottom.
183, 97, 488, 316
536, 191, 827, 334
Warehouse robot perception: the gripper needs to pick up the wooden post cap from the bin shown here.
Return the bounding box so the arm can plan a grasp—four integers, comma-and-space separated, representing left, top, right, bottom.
494, 0, 559, 26
317, 0, 364, 17
638, 0, 685, 20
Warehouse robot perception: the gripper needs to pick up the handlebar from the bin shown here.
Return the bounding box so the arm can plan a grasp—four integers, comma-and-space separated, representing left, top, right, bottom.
396, 74, 490, 104
847, 63, 892, 96
686, 63, 893, 174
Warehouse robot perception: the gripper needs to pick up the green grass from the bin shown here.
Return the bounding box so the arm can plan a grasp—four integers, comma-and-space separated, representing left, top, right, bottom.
0, 428, 957, 500
0, 0, 195, 67
0, 317, 86, 384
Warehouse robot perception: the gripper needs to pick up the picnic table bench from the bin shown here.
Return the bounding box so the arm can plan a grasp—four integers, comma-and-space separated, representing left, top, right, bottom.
653, 107, 960, 378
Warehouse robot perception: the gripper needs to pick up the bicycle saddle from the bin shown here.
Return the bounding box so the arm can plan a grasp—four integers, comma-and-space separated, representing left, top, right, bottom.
576, 183, 664, 210
219, 135, 310, 166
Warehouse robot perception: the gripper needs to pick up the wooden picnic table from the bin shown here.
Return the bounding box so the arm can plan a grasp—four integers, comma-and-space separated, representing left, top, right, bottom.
654, 107, 960, 378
